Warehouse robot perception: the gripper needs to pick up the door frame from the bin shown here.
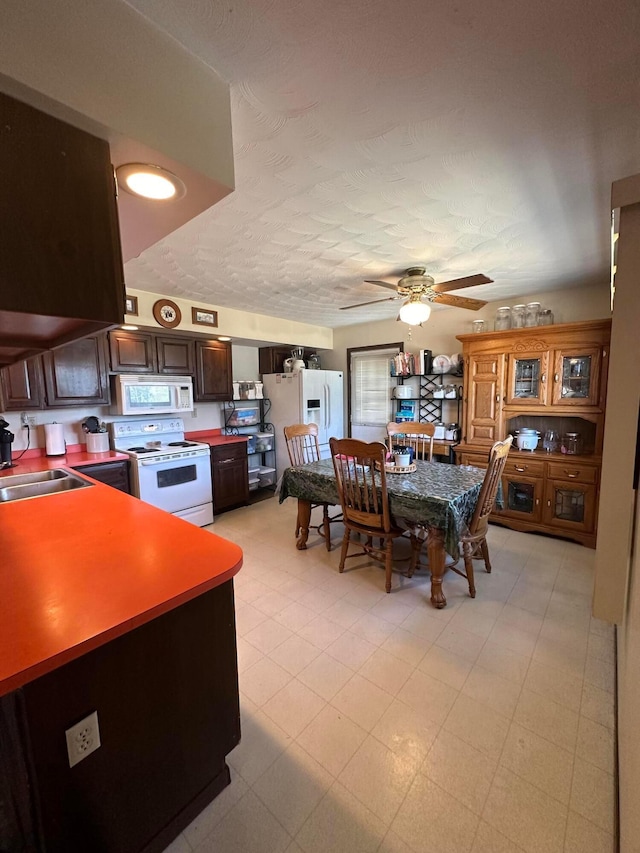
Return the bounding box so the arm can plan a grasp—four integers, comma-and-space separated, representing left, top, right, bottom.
347, 342, 404, 438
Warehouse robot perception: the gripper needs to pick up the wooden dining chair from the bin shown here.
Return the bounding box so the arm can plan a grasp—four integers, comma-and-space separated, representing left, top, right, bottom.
410, 436, 513, 597
387, 422, 435, 462
330, 437, 419, 593
284, 423, 340, 550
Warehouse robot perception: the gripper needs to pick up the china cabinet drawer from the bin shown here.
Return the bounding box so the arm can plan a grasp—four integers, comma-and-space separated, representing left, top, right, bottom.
504, 458, 545, 477
546, 462, 598, 484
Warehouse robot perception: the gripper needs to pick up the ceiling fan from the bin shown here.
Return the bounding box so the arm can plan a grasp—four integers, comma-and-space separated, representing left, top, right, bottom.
341, 267, 492, 325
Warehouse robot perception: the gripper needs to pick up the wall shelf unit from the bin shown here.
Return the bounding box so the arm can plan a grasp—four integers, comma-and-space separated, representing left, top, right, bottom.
223, 397, 277, 498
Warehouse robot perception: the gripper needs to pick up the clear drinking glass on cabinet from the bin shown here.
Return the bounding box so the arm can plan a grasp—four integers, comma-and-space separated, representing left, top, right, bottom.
543, 429, 559, 453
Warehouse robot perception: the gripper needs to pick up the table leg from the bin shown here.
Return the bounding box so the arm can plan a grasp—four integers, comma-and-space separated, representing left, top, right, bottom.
296, 499, 312, 550
426, 527, 447, 608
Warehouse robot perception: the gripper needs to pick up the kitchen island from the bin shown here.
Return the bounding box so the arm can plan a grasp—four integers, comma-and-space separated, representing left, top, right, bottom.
0, 466, 243, 853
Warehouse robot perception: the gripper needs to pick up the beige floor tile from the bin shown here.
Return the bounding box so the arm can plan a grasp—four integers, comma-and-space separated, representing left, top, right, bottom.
262, 678, 325, 738
193, 790, 291, 853
253, 742, 334, 836
523, 659, 583, 713
488, 621, 538, 657
448, 607, 497, 640
397, 669, 459, 726
295, 781, 387, 853
270, 634, 322, 676
471, 820, 526, 852
400, 608, 446, 643
564, 810, 616, 853
443, 693, 511, 761
371, 698, 441, 762
322, 598, 367, 630
581, 682, 615, 729
381, 626, 431, 666
277, 577, 317, 602
253, 590, 297, 618
482, 767, 568, 853
513, 688, 579, 753
500, 722, 573, 805
496, 604, 543, 636
583, 654, 615, 694
391, 773, 479, 853
286, 842, 305, 853
325, 630, 377, 671
183, 769, 249, 849
539, 617, 589, 650
235, 577, 275, 604
342, 585, 387, 611
418, 643, 473, 690
351, 611, 400, 646
245, 618, 294, 654
435, 624, 485, 663
297, 704, 368, 777
331, 673, 395, 731
587, 632, 615, 664
161, 834, 191, 853
228, 709, 292, 785
338, 734, 421, 825
236, 602, 270, 636
475, 641, 530, 686
241, 657, 294, 706
358, 648, 414, 695
298, 614, 347, 650
507, 581, 552, 616
237, 636, 265, 673
298, 652, 353, 701
421, 729, 497, 815
275, 601, 322, 632
533, 635, 586, 680
378, 830, 415, 852
570, 757, 615, 834
369, 597, 416, 626
462, 665, 521, 718
576, 715, 616, 775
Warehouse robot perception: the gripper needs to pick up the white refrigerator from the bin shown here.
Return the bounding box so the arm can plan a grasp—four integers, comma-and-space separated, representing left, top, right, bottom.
263, 370, 344, 481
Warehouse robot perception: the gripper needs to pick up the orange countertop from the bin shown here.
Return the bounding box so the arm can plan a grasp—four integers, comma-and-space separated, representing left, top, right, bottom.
0, 469, 243, 696
188, 431, 248, 448
2, 448, 130, 475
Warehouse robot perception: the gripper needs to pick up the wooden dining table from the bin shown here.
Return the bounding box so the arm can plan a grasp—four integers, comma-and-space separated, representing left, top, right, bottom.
279, 458, 487, 608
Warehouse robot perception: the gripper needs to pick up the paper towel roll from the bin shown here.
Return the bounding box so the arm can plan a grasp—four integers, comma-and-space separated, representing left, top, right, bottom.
44, 422, 66, 456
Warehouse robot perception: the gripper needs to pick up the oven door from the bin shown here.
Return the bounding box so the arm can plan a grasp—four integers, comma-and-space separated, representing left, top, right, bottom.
135, 450, 212, 515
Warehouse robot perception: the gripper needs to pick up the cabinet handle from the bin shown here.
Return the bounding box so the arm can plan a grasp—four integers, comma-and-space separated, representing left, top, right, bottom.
541, 373, 546, 383
554, 373, 559, 382
535, 498, 540, 505
565, 470, 579, 478
217, 458, 235, 465
495, 394, 501, 402
514, 465, 527, 472
547, 500, 551, 507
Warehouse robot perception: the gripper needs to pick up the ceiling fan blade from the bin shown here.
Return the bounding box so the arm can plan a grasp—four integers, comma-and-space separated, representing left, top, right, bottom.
364, 279, 399, 291
431, 274, 493, 293
432, 293, 487, 311
340, 296, 400, 310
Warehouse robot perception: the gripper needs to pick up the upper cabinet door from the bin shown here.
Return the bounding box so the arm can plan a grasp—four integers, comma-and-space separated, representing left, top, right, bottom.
464, 353, 506, 446
551, 347, 602, 407
194, 340, 233, 402
157, 335, 195, 375
0, 357, 44, 410
505, 351, 550, 407
109, 330, 157, 373
43, 335, 110, 406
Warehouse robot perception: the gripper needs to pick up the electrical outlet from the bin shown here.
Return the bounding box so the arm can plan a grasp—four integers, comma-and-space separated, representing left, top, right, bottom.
20, 413, 36, 428
65, 711, 101, 767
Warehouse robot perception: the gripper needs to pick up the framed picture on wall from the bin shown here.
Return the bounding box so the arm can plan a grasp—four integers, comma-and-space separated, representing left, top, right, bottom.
191, 307, 218, 327
125, 295, 138, 316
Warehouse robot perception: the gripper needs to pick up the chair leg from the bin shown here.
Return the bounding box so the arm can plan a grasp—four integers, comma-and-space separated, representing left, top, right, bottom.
463, 541, 476, 598
339, 529, 351, 573
295, 505, 301, 538
480, 538, 492, 573
323, 504, 332, 552
385, 537, 393, 593
407, 535, 421, 578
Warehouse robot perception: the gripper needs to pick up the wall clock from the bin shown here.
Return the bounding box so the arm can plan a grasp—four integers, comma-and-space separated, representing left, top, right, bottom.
152, 299, 182, 329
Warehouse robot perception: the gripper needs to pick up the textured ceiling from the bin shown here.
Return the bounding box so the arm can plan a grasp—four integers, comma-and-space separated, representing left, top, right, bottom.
123, 0, 640, 328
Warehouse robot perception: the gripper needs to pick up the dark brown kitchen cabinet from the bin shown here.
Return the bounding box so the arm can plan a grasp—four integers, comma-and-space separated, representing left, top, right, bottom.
74, 460, 131, 494
157, 335, 195, 375
211, 442, 249, 513
0, 92, 125, 367
42, 335, 110, 407
0, 357, 45, 410
195, 340, 232, 402
108, 330, 157, 373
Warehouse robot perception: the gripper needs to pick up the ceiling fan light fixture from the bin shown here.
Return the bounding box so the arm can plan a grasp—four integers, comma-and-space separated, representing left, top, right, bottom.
399, 295, 431, 325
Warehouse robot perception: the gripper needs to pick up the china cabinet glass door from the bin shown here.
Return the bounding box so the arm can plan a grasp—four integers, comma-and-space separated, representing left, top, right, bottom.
505, 352, 549, 407
543, 480, 596, 533
501, 475, 543, 521
551, 347, 601, 407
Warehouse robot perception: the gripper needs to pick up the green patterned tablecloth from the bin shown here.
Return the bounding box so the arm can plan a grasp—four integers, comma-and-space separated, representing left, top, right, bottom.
279, 458, 489, 560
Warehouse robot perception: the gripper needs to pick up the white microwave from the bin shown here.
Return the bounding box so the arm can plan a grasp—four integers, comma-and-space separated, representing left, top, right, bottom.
113, 374, 194, 416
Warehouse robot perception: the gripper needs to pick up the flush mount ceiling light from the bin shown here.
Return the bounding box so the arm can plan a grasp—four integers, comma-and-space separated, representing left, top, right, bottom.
398, 294, 432, 326
217, 336, 232, 341
116, 163, 186, 200
121, 324, 139, 331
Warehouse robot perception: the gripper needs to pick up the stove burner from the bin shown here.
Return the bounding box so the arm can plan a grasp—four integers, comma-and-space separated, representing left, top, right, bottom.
167, 441, 195, 447
128, 446, 155, 453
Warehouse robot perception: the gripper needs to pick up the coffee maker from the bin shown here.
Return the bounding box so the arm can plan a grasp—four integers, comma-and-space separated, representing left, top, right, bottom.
0, 417, 14, 469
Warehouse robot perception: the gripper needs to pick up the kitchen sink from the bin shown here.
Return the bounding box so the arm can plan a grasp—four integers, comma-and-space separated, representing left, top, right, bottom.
0, 469, 94, 502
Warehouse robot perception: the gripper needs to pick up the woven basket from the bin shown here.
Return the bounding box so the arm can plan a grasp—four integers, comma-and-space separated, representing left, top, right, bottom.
376, 462, 417, 474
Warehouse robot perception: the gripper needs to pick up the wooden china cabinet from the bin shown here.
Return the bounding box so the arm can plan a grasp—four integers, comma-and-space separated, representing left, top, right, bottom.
455, 319, 611, 547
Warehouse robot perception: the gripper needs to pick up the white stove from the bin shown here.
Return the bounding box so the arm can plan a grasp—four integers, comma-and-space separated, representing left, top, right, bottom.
111, 418, 214, 527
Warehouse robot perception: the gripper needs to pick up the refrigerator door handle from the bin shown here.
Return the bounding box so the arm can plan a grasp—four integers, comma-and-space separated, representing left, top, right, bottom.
325, 384, 330, 430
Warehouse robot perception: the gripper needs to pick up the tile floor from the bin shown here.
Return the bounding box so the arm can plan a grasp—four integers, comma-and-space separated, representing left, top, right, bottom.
163, 497, 617, 853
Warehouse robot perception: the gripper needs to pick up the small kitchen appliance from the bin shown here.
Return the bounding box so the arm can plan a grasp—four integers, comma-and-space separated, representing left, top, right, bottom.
113, 375, 194, 416
110, 418, 213, 526
515, 428, 540, 451
0, 417, 14, 468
